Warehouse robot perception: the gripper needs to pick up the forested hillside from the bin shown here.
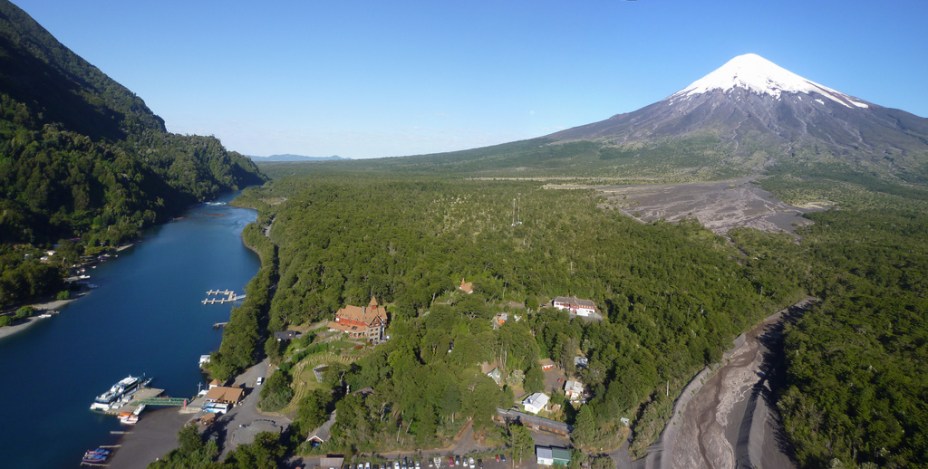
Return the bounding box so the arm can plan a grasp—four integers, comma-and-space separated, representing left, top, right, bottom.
0, 0, 265, 308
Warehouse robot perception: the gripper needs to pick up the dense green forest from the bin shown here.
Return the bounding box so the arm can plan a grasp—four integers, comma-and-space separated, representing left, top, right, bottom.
756, 169, 928, 467
214, 161, 928, 467
0, 0, 265, 309
219, 171, 805, 458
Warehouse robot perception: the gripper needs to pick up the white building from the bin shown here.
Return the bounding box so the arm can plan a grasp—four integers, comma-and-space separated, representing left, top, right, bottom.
522, 392, 550, 415
551, 296, 597, 317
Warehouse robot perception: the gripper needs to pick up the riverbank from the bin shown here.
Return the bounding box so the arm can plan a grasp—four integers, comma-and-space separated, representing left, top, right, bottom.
0, 295, 85, 341
107, 359, 279, 468
642, 297, 815, 469
0, 195, 263, 468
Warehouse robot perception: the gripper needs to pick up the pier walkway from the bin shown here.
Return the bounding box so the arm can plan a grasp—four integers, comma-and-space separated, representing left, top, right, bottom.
135, 397, 188, 407
200, 289, 246, 305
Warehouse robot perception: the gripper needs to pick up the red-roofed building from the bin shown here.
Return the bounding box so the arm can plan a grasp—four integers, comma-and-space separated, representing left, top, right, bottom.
458, 278, 474, 294
329, 296, 388, 342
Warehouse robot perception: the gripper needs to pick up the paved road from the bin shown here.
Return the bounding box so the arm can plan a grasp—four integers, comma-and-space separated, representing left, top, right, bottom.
210, 358, 291, 458
295, 423, 568, 469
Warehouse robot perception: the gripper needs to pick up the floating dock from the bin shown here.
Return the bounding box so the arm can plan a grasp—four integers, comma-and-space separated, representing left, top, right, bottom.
201, 289, 246, 304
101, 387, 164, 415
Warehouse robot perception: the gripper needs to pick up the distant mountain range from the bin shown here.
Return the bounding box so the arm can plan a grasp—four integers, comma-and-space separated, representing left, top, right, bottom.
362, 53, 928, 181
249, 154, 347, 162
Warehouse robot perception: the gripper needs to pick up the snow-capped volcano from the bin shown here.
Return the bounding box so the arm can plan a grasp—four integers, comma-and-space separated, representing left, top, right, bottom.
671, 53, 868, 109
548, 53, 928, 174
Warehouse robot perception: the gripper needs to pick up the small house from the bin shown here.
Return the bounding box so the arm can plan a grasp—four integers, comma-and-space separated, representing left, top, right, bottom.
522, 392, 550, 415
458, 278, 474, 294
204, 386, 244, 405
307, 410, 337, 446
564, 379, 584, 402
551, 296, 597, 317
536, 446, 571, 466
539, 358, 556, 371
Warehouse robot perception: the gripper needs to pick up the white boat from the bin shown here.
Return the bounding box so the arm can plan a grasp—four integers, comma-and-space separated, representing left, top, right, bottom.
119, 402, 147, 424
90, 375, 149, 411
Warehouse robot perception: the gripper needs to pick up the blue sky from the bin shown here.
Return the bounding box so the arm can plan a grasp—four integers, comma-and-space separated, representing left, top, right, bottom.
14, 1, 928, 159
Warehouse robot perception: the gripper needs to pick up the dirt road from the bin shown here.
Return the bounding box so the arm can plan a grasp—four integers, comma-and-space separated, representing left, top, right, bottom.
645, 298, 814, 469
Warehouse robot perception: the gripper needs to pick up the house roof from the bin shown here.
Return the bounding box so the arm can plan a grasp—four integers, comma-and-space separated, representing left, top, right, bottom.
459, 278, 474, 294
308, 410, 337, 443
552, 296, 597, 310
523, 392, 550, 408
320, 456, 345, 468
539, 358, 556, 368
205, 386, 244, 403
334, 296, 387, 326
565, 380, 583, 393
536, 447, 553, 459
551, 448, 571, 461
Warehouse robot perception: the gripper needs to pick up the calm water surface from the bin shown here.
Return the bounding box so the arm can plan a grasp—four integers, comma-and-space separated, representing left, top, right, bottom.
0, 194, 260, 468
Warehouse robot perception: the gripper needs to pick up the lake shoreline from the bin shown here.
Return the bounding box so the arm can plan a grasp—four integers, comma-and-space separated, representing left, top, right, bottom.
0, 295, 85, 341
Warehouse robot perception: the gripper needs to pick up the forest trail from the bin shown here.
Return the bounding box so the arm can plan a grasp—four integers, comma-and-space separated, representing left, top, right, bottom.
648, 297, 815, 469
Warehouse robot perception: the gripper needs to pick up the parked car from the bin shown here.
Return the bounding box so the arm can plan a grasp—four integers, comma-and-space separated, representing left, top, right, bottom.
448, 456, 455, 467
454, 455, 461, 466
256, 376, 263, 386
500, 455, 506, 463
468, 457, 475, 468
477, 459, 483, 469
415, 461, 421, 469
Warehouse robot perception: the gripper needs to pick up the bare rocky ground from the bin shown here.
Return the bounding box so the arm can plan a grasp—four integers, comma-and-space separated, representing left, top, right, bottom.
594, 177, 814, 235
641, 298, 814, 469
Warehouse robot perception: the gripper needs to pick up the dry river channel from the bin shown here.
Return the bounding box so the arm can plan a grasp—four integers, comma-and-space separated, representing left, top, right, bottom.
640, 297, 815, 469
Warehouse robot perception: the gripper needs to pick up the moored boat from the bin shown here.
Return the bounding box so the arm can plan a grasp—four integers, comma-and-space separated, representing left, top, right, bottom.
81, 448, 111, 463
89, 375, 150, 411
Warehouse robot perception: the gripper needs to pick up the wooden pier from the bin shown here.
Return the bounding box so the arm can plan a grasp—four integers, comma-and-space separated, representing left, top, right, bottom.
213, 322, 228, 329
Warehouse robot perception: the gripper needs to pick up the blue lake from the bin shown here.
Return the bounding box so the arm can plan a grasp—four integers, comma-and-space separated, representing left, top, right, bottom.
0, 195, 260, 468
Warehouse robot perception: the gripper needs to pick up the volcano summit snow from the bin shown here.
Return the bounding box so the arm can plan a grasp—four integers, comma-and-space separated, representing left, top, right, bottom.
549, 53, 928, 173
671, 53, 869, 109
